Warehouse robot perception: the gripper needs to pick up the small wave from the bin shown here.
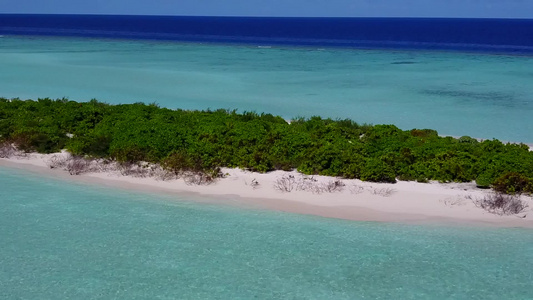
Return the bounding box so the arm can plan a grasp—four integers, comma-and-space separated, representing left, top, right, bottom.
391, 61, 416, 65
257, 46, 272, 49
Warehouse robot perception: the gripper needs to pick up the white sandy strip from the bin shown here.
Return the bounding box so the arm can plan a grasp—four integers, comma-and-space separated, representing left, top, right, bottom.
1, 153, 532, 228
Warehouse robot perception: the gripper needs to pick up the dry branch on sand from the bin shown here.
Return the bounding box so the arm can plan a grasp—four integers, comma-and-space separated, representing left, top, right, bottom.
349, 184, 365, 194
474, 192, 530, 216
348, 184, 396, 197
0, 142, 26, 158
245, 178, 260, 189
46, 153, 223, 185
66, 156, 92, 175
46, 154, 92, 175
47, 153, 70, 169
183, 170, 223, 186
273, 174, 297, 192
368, 187, 396, 197
321, 180, 346, 193
273, 174, 399, 197
117, 161, 152, 178
274, 174, 346, 194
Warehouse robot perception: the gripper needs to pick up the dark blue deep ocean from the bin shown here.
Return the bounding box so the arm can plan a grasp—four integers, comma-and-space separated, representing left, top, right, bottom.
1, 14, 533, 54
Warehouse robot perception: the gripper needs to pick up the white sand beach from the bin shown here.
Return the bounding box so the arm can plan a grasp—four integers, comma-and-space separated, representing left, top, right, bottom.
2, 152, 532, 228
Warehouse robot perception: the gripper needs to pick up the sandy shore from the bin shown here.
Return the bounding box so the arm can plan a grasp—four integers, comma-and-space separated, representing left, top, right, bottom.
1, 152, 532, 228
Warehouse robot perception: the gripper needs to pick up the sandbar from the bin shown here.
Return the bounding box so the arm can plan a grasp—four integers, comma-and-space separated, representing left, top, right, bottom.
1, 153, 532, 228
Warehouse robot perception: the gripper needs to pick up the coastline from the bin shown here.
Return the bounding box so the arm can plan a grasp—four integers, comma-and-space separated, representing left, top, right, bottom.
440, 134, 533, 151
2, 153, 532, 228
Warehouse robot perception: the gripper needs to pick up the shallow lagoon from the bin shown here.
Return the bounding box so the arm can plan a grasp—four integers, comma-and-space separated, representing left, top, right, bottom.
1, 167, 533, 299
1, 36, 533, 143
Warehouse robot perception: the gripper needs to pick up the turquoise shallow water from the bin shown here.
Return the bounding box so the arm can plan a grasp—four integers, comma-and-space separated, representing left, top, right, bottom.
1, 36, 533, 143
1, 166, 533, 299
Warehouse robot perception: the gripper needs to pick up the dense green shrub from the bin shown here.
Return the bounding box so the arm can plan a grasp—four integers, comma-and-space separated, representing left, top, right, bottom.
360, 158, 397, 183
410, 129, 438, 138
457, 136, 479, 144
1, 97, 533, 193
492, 172, 532, 195
475, 172, 493, 189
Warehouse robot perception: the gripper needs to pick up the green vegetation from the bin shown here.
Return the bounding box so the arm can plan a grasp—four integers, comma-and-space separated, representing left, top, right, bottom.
1, 97, 532, 194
